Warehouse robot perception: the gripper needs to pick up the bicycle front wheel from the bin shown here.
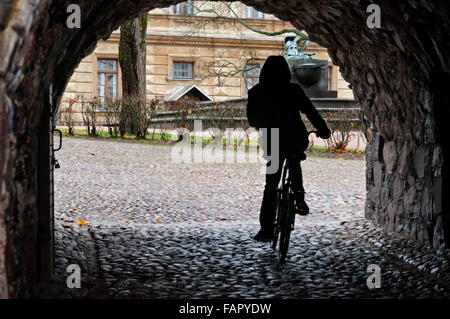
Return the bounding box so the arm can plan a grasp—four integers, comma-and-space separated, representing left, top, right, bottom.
279, 191, 293, 263
271, 190, 282, 249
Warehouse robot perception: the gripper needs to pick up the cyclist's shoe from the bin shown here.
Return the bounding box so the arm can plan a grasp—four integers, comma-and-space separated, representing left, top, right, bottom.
253, 229, 273, 242
294, 191, 309, 216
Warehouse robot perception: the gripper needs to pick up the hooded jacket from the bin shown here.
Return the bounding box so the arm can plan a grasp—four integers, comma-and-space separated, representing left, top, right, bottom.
247, 55, 330, 155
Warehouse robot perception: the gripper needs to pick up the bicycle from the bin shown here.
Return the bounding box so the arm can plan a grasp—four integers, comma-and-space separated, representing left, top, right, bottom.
271, 131, 318, 263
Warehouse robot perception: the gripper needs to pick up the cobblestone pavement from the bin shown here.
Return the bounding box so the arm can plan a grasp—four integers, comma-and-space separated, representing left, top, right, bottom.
47, 138, 450, 298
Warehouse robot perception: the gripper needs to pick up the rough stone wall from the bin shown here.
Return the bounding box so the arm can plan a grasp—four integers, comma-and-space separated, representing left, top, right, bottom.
0, 0, 449, 297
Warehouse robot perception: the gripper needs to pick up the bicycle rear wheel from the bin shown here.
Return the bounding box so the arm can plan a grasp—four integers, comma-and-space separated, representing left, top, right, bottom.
278, 191, 294, 263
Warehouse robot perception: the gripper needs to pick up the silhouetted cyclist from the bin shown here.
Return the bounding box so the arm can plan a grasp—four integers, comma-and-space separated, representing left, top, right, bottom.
247, 55, 331, 242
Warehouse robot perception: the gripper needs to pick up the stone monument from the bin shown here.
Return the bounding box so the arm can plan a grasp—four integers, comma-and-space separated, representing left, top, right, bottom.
284, 35, 337, 98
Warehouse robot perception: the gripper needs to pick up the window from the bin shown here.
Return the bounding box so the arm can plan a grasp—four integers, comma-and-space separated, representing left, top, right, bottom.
173, 1, 193, 16
173, 62, 193, 79
97, 59, 118, 103
245, 6, 263, 19
244, 64, 261, 94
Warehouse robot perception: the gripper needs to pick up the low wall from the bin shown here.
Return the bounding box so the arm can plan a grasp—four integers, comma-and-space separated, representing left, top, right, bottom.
57, 97, 358, 127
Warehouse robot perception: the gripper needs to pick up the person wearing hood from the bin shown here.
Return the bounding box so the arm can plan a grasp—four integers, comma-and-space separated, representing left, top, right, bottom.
246, 55, 331, 242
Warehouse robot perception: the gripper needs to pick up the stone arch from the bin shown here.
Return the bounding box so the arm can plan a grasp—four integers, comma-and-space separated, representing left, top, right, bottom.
0, 0, 449, 297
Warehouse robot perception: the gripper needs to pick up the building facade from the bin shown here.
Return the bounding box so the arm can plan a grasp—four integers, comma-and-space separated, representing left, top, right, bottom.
61, 1, 354, 122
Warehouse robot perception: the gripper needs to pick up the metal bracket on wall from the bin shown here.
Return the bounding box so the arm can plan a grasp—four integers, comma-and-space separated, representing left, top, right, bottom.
52, 128, 62, 169
48, 84, 62, 168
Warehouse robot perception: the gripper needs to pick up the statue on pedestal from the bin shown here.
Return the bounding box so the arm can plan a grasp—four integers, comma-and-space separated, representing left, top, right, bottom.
282, 35, 336, 97
284, 34, 311, 60
283, 34, 327, 89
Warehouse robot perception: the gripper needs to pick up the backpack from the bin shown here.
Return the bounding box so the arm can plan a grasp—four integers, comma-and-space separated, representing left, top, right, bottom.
246, 86, 281, 129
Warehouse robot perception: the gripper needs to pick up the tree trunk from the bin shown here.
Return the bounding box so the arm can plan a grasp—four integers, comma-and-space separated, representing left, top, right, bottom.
119, 13, 147, 136
119, 13, 147, 100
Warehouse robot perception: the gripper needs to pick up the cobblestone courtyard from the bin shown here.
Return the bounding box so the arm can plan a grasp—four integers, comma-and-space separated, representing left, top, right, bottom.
48, 138, 450, 298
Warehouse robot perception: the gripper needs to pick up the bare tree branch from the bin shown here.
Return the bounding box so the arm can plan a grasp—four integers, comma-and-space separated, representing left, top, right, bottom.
189, 2, 308, 41
181, 1, 309, 85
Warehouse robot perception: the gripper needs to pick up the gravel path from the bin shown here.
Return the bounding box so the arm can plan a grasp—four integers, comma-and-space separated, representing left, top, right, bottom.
45, 137, 450, 298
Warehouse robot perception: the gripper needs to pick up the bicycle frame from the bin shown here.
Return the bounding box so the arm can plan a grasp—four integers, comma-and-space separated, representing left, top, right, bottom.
271, 131, 317, 262
271, 156, 299, 262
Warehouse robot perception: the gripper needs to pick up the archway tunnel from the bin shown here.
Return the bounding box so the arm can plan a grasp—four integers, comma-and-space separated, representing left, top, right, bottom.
0, 0, 449, 298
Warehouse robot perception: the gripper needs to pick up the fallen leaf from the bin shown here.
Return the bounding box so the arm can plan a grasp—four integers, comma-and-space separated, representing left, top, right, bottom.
75, 219, 88, 227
